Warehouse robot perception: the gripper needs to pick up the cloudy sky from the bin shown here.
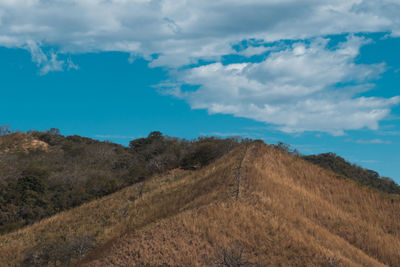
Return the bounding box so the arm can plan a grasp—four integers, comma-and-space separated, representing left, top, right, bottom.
1, 0, 399, 180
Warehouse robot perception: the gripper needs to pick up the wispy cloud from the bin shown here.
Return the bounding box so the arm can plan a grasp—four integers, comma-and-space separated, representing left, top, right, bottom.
358, 159, 380, 164
67, 58, 79, 71
377, 130, 400, 136
204, 132, 250, 137
236, 45, 274, 57
346, 138, 393, 144
25, 41, 64, 75
355, 139, 392, 144
24, 41, 78, 75
94, 134, 137, 140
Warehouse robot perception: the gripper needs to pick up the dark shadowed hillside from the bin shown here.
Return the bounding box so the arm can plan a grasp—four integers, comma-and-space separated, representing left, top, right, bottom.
303, 152, 400, 194
1, 142, 400, 266
0, 129, 243, 234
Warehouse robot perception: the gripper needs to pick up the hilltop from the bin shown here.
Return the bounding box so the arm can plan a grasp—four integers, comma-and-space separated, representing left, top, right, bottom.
1, 142, 399, 266
0, 130, 243, 234
303, 152, 400, 194
0, 132, 49, 155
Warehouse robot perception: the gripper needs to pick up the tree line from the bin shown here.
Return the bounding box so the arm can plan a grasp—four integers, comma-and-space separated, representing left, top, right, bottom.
272, 141, 400, 195
1, 126, 398, 235
0, 128, 245, 234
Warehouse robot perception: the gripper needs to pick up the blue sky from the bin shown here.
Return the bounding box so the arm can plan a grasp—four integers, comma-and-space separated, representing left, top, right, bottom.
1, 0, 399, 181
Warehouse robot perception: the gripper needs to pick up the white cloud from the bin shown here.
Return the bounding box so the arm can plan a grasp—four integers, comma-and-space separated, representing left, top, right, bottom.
1, 0, 400, 133
94, 134, 137, 139
236, 45, 275, 57
163, 36, 400, 135
66, 58, 79, 71
1, 0, 400, 66
346, 137, 394, 144
24, 40, 64, 75
355, 139, 392, 144
358, 159, 380, 164
38, 53, 64, 75
24, 40, 79, 74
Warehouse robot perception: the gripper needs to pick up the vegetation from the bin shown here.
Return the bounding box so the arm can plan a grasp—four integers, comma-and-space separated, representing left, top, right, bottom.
1, 143, 400, 266
0, 128, 243, 234
213, 247, 254, 267
0, 144, 250, 266
272, 141, 399, 194
303, 152, 400, 194
22, 234, 96, 266
0, 125, 12, 136
1, 127, 400, 266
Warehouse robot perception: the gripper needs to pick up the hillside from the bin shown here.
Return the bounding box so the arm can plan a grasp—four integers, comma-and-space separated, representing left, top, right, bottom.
303, 153, 400, 194
0, 132, 49, 155
1, 142, 399, 266
0, 130, 242, 234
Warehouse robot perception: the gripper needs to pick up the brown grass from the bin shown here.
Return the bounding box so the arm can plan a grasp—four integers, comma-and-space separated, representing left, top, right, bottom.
0, 145, 245, 266
0, 132, 49, 154
1, 143, 400, 266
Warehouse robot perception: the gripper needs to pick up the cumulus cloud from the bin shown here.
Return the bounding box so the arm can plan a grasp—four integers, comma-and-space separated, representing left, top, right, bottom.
1, 0, 400, 133
1, 0, 400, 66
163, 36, 399, 135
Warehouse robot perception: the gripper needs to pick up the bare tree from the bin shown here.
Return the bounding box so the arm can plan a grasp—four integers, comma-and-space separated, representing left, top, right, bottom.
22, 235, 95, 266
325, 255, 341, 267
0, 125, 12, 136
46, 128, 61, 135
69, 234, 95, 258
214, 247, 254, 267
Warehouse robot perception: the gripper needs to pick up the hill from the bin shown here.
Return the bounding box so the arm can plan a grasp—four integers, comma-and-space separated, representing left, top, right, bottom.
0, 130, 242, 234
303, 152, 400, 194
1, 142, 399, 266
0, 132, 49, 155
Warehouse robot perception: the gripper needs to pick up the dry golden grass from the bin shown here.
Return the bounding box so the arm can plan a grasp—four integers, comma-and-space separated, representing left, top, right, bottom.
245, 145, 400, 266
0, 145, 245, 266
2, 143, 400, 266
0, 132, 49, 155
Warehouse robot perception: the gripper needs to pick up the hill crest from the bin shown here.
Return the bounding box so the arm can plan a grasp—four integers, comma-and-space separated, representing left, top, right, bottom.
0, 132, 49, 155
1, 143, 399, 266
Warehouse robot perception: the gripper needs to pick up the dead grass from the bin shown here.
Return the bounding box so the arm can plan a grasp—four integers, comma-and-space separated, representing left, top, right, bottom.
0, 132, 49, 154
0, 145, 245, 266
2, 143, 400, 266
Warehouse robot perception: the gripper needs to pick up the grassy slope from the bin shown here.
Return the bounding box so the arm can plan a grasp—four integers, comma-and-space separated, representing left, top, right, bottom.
0, 144, 243, 266
0, 132, 49, 154
302, 153, 400, 194
1, 143, 400, 266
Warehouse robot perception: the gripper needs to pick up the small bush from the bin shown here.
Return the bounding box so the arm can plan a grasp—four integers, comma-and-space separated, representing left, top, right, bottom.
23, 234, 96, 266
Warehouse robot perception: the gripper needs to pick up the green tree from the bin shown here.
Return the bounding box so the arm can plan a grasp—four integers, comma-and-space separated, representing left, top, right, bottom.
17, 168, 48, 194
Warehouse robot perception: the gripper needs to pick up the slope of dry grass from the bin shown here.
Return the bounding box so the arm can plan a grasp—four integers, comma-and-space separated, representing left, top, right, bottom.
0, 145, 245, 266
81, 144, 400, 267
1, 143, 400, 266
0, 132, 49, 155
